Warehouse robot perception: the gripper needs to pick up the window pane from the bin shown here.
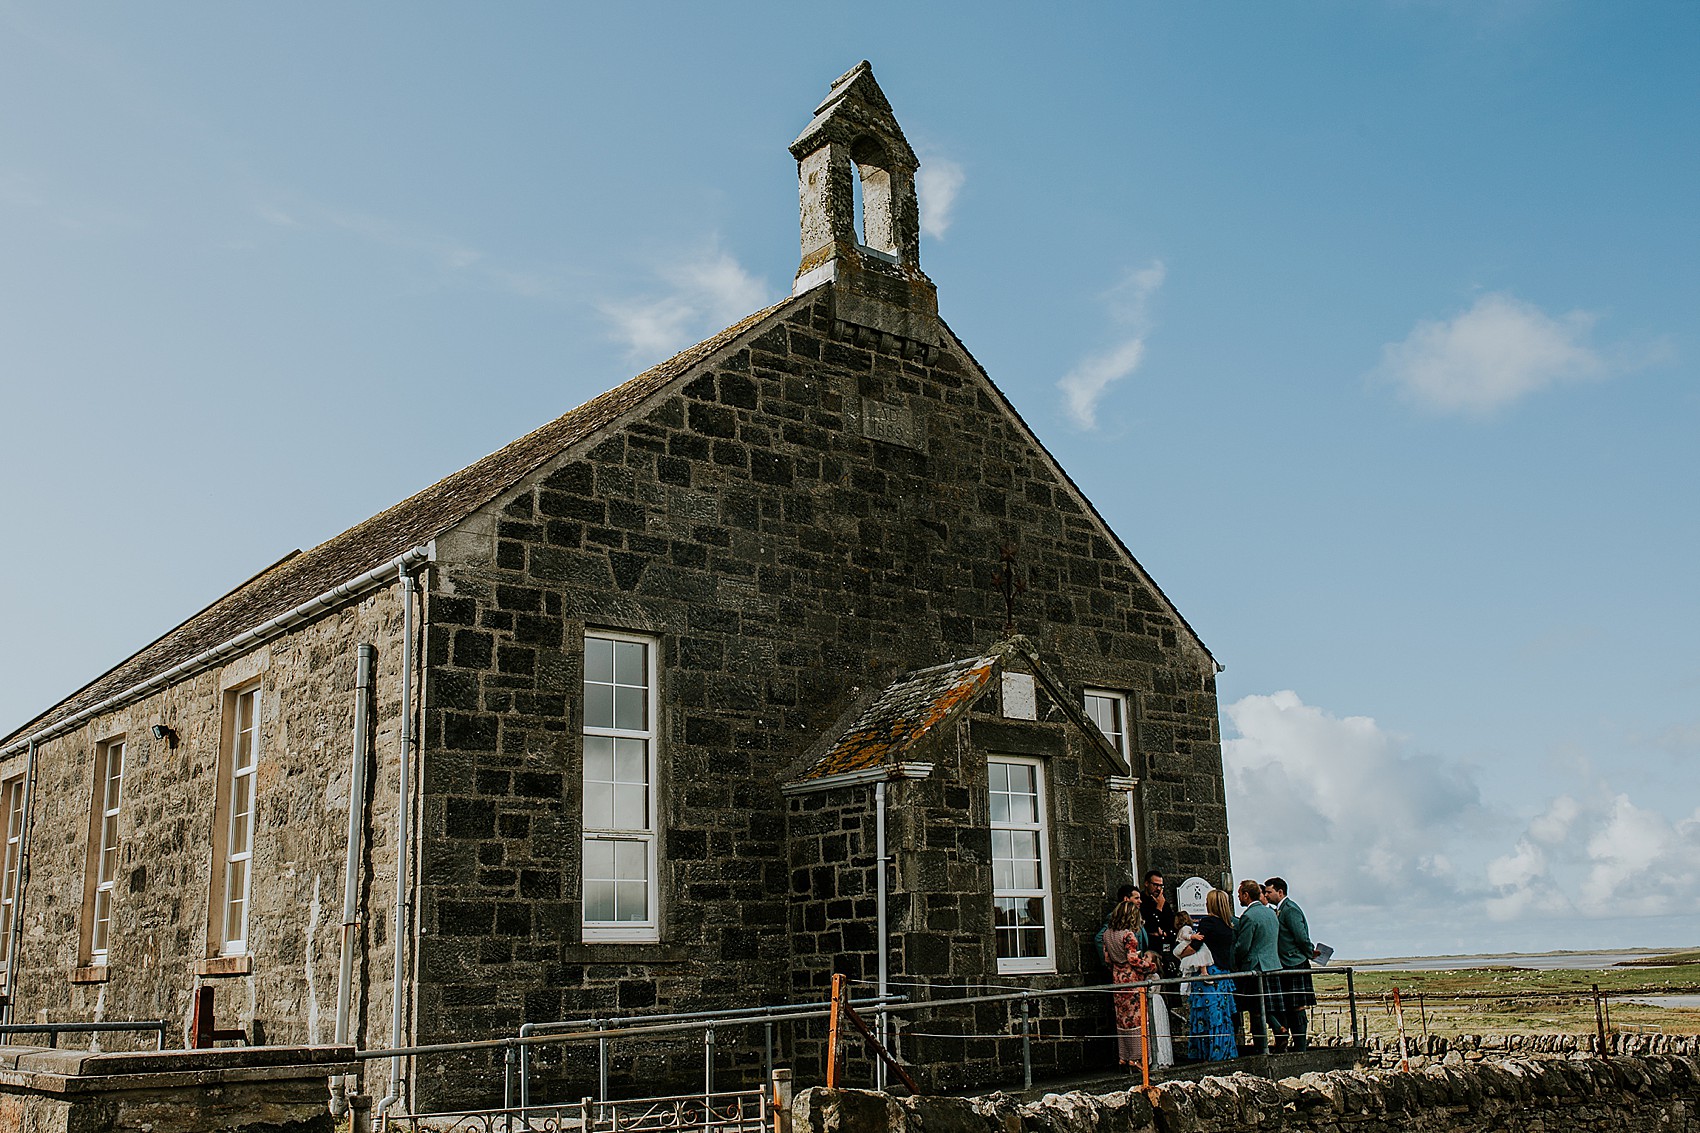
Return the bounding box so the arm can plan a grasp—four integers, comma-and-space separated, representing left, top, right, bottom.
101, 843, 119, 882
987, 762, 1008, 793
613, 784, 647, 830
615, 881, 647, 920
92, 890, 111, 954
584, 735, 614, 780
614, 686, 645, 731
1007, 763, 1035, 796
584, 683, 614, 730
1006, 789, 1036, 825
584, 781, 614, 828
584, 839, 613, 877
614, 840, 648, 881
230, 780, 253, 855
224, 862, 248, 940
1018, 926, 1046, 957
585, 638, 615, 684
584, 878, 616, 922
614, 641, 647, 688
988, 788, 1009, 824
1008, 829, 1038, 865
992, 858, 1013, 891
614, 738, 647, 784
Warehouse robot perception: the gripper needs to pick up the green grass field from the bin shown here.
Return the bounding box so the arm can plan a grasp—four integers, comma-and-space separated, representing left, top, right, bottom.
1304, 957, 1700, 1043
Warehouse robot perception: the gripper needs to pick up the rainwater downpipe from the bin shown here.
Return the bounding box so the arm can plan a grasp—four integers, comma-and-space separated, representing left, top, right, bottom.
329, 643, 375, 1117
1, 740, 40, 1023
874, 777, 889, 1092
375, 564, 420, 1123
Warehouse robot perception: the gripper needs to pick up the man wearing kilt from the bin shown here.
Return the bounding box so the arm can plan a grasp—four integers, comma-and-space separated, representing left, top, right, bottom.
1231, 879, 1282, 1054
1264, 877, 1317, 1051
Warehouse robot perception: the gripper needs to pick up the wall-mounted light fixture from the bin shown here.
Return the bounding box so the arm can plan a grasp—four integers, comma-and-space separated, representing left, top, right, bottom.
151, 724, 179, 749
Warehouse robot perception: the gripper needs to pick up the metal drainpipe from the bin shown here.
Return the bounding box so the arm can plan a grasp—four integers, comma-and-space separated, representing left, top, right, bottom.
874, 777, 889, 1092
329, 643, 375, 1116
1, 740, 40, 1023
374, 565, 419, 1122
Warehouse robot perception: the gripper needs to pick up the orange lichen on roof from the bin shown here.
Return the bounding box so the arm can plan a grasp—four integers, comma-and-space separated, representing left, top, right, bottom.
796, 653, 1000, 782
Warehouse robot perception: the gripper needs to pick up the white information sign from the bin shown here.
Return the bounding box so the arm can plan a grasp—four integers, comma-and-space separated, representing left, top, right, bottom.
1177, 876, 1211, 918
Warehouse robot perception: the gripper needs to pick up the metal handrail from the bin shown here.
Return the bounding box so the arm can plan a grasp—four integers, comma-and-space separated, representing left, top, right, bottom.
0, 1020, 172, 1050
357, 966, 1360, 1108
517, 993, 906, 1107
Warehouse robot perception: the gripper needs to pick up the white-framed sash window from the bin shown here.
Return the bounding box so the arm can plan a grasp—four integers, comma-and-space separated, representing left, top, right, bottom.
582, 631, 658, 942
220, 685, 260, 955
0, 776, 24, 975
88, 739, 125, 962
989, 755, 1055, 974
1084, 688, 1140, 877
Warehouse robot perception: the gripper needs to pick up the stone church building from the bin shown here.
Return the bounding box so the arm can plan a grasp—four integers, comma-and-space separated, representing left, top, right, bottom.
0, 64, 1230, 1109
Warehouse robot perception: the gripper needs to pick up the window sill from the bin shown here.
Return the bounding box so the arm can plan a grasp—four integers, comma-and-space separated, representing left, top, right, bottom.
194, 954, 253, 977
70, 965, 109, 984
562, 943, 689, 964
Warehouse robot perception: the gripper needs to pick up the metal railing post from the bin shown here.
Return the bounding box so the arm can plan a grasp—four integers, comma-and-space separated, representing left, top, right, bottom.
598, 1019, 609, 1103
704, 1025, 715, 1096
519, 1022, 533, 1110
764, 1019, 774, 1086
581, 1096, 593, 1133
503, 1041, 515, 1112
1255, 971, 1268, 1056
1019, 992, 1032, 1091
1346, 967, 1359, 1046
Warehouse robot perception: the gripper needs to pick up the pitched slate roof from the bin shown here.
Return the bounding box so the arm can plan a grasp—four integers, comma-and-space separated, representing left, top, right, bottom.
3, 299, 795, 749
788, 636, 1135, 788
791, 652, 1002, 784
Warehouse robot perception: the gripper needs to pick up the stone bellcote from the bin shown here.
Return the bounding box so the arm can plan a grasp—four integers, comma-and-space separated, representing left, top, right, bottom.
791, 62, 937, 318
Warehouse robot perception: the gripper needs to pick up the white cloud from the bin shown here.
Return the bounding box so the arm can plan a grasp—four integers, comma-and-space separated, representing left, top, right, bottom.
1485, 793, 1700, 921
1225, 689, 1700, 956
1224, 691, 1485, 911
599, 246, 769, 363
917, 158, 965, 239
1058, 260, 1165, 429
1374, 291, 1608, 416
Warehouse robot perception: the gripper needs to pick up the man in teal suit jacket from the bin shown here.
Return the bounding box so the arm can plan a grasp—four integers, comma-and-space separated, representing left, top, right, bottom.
1265, 877, 1317, 1051
1231, 879, 1281, 1053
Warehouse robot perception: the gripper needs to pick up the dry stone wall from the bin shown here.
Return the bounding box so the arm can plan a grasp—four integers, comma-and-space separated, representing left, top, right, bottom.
793, 1050, 1700, 1133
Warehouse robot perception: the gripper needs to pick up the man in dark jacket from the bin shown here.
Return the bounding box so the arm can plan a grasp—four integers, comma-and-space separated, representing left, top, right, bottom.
1264, 877, 1317, 1051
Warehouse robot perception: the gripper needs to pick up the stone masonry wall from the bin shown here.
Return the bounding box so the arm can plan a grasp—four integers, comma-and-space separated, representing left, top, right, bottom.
3, 586, 410, 1053
792, 1051, 1700, 1133
412, 285, 1229, 1107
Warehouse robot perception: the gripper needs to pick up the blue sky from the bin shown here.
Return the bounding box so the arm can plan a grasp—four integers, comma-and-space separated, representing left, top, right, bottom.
3, 2, 1696, 959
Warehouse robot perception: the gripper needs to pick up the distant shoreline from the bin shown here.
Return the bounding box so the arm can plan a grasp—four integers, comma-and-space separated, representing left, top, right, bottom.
1338, 946, 1695, 967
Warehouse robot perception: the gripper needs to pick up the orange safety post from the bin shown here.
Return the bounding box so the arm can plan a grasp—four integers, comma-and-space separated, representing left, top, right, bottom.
1138, 985, 1152, 1092
827, 973, 845, 1089
1391, 986, 1410, 1071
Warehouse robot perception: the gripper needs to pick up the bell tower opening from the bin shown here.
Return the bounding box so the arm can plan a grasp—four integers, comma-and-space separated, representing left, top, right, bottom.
851, 136, 897, 261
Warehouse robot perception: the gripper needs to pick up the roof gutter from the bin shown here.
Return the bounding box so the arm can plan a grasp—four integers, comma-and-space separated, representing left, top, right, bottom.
779, 762, 934, 797
0, 544, 435, 760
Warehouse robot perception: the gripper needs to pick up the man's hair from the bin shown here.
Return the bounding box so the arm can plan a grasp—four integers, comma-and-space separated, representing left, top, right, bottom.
1142, 870, 1164, 885
1264, 877, 1288, 895
1238, 879, 1262, 900
1115, 884, 1138, 901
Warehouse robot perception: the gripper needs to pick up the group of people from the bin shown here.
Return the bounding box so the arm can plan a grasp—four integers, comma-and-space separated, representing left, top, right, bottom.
1098, 871, 1319, 1068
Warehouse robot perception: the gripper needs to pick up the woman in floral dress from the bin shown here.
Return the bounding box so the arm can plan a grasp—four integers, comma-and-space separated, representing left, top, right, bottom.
1102, 897, 1159, 1067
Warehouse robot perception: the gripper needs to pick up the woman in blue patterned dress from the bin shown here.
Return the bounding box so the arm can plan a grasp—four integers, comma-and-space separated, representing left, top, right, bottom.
1177, 887, 1239, 1061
